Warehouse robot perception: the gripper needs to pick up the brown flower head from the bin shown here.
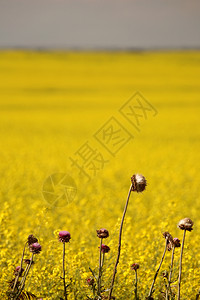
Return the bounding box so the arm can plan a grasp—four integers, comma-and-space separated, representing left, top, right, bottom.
178, 218, 193, 231
58, 231, 71, 243
86, 278, 94, 286
96, 228, 109, 239
163, 231, 174, 251
14, 266, 24, 276
131, 263, 140, 271
173, 238, 181, 248
27, 234, 38, 246
131, 174, 147, 192
29, 242, 42, 254
100, 244, 110, 253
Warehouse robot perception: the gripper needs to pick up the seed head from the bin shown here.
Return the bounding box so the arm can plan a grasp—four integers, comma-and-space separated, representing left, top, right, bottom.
96, 228, 109, 239
14, 266, 24, 276
178, 218, 193, 231
58, 231, 71, 243
27, 234, 38, 246
87, 278, 94, 286
131, 174, 147, 192
100, 244, 110, 253
131, 263, 140, 271
173, 238, 181, 248
29, 242, 42, 254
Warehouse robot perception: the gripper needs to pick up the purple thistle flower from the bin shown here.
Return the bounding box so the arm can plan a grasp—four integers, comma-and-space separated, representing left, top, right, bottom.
58, 231, 71, 243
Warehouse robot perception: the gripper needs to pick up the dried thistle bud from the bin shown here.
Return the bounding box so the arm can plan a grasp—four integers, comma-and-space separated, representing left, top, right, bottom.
131, 263, 140, 271
27, 234, 38, 246
178, 218, 193, 231
14, 266, 24, 276
29, 242, 42, 254
86, 278, 94, 286
24, 258, 34, 265
96, 228, 109, 239
100, 244, 110, 253
173, 238, 181, 248
131, 174, 147, 192
163, 232, 173, 251
58, 231, 71, 243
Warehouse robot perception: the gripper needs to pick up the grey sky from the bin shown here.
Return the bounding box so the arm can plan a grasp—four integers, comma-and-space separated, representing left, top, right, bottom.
0, 0, 200, 49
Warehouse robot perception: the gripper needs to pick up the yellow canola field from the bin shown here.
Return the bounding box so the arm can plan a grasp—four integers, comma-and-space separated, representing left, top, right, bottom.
0, 51, 200, 299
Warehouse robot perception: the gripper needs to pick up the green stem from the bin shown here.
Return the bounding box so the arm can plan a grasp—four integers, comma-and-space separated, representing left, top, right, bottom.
177, 230, 186, 300
148, 238, 168, 298
108, 184, 133, 300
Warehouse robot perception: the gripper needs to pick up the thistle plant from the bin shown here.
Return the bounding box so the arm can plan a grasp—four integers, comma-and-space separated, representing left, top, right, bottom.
131, 263, 140, 300
147, 232, 173, 299
108, 174, 146, 300
177, 218, 193, 300
165, 238, 181, 300
7, 234, 41, 300
58, 230, 71, 300
96, 228, 109, 299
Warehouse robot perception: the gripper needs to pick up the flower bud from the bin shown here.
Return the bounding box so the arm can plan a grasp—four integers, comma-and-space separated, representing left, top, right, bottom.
178, 218, 193, 231
24, 258, 34, 265
163, 232, 173, 251
131, 174, 147, 192
58, 231, 71, 243
29, 242, 42, 254
87, 278, 94, 286
27, 234, 38, 246
173, 238, 181, 248
96, 228, 109, 239
100, 244, 110, 253
14, 266, 24, 276
131, 263, 139, 271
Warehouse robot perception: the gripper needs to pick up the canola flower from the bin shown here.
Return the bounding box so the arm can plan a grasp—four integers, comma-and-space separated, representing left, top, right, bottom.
0, 50, 199, 299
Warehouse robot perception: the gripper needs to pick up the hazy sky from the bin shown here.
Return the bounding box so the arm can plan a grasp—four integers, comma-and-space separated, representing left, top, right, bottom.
0, 0, 200, 49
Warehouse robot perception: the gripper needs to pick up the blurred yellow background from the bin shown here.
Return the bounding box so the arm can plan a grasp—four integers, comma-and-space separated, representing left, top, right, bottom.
0, 51, 199, 299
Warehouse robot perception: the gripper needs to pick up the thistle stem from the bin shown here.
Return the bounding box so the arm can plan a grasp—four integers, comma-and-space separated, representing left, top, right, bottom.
15, 253, 34, 299
166, 246, 175, 300
12, 242, 27, 296
134, 270, 138, 300
108, 184, 133, 300
63, 242, 67, 300
97, 238, 103, 297
148, 237, 168, 298
177, 229, 186, 300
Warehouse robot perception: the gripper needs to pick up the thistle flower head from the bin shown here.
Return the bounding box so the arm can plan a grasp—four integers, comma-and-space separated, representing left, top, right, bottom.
58, 230, 71, 243
14, 266, 24, 276
29, 242, 42, 254
131, 263, 139, 271
96, 228, 109, 239
100, 244, 110, 253
173, 238, 181, 248
86, 277, 94, 286
131, 174, 147, 192
27, 234, 38, 246
178, 218, 193, 231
